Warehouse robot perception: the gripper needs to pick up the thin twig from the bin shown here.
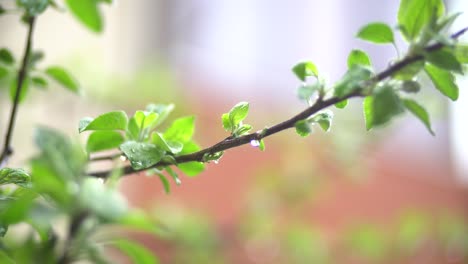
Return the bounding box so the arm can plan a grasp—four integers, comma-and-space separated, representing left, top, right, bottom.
88, 27, 468, 178
0, 16, 36, 167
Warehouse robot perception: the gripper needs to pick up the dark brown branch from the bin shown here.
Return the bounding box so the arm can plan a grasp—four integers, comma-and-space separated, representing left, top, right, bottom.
88, 27, 468, 179
0, 16, 36, 167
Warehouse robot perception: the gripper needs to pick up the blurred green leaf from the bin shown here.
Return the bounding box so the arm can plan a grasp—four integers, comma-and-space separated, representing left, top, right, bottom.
65, 0, 103, 32
397, 213, 429, 253
402, 99, 434, 135
0, 168, 31, 187
86, 131, 124, 152
335, 99, 348, 109
334, 65, 372, 98
357, 22, 394, 44
79, 111, 128, 133
425, 63, 458, 101
401, 80, 420, 93
347, 49, 371, 69
158, 174, 170, 194
398, 0, 445, 41
9, 78, 29, 103
363, 96, 373, 131
16, 0, 49, 16
346, 225, 388, 260
295, 120, 312, 137
0, 48, 14, 65
146, 103, 174, 128
111, 239, 159, 264
292, 61, 319, 81
312, 111, 333, 132
393, 60, 425, 80
0, 251, 15, 264
370, 85, 404, 128
31, 76, 48, 89
45, 66, 80, 93
425, 49, 463, 74
165, 166, 181, 185
454, 44, 468, 63
118, 210, 163, 234
297, 83, 319, 102
0, 190, 36, 225
120, 141, 165, 170
164, 116, 195, 143
259, 139, 265, 151
79, 178, 128, 221
0, 66, 8, 80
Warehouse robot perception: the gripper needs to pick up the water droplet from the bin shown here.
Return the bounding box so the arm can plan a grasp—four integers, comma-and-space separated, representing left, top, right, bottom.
213, 160, 219, 164
250, 140, 260, 147
175, 178, 182, 185
120, 155, 127, 161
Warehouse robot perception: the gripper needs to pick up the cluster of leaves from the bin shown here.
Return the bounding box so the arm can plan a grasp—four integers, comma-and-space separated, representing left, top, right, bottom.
292, 0, 468, 137
0, 128, 161, 263
79, 103, 205, 192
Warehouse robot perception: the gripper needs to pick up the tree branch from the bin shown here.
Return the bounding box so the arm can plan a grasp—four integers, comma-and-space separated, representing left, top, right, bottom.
88, 27, 468, 179
0, 16, 36, 167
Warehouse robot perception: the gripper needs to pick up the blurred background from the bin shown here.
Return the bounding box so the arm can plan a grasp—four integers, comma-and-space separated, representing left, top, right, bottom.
1, 0, 467, 263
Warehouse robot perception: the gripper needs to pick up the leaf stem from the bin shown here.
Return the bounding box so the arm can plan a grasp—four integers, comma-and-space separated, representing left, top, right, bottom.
0, 16, 36, 167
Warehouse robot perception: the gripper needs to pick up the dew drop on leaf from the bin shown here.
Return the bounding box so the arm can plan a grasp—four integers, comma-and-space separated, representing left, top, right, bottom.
250, 140, 260, 147
175, 178, 181, 185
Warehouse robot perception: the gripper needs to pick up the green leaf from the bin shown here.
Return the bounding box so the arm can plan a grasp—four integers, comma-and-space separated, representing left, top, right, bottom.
229, 102, 249, 126
158, 174, 170, 194
454, 44, 468, 63
393, 61, 425, 80
9, 78, 29, 103
0, 190, 36, 225
86, 131, 124, 152
398, 0, 445, 41
31, 76, 48, 89
0, 66, 8, 80
234, 124, 252, 136
371, 85, 404, 127
145, 103, 174, 128
292, 61, 319, 81
152, 132, 183, 154
335, 99, 348, 109
133, 111, 159, 130
28, 50, 44, 69
165, 167, 181, 185
221, 113, 232, 132
120, 141, 165, 170
177, 141, 205, 177
0, 168, 31, 187
79, 178, 128, 220
118, 210, 163, 234
356, 22, 394, 44
258, 139, 265, 151
45, 66, 80, 93
111, 239, 159, 264
16, 0, 49, 16
363, 96, 373, 131
295, 120, 312, 137
425, 49, 463, 74
400, 80, 421, 93
297, 83, 319, 102
126, 117, 140, 141
65, 0, 103, 32
347, 50, 371, 69
79, 111, 128, 132
0, 251, 15, 264
164, 116, 195, 143
402, 99, 435, 135
334, 65, 372, 98
0, 48, 14, 65
312, 111, 333, 132
424, 63, 458, 101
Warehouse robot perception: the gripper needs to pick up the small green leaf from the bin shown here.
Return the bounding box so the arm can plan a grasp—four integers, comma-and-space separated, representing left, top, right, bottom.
222, 113, 232, 132
371, 85, 404, 127
0, 66, 9, 80
454, 44, 468, 63
425, 49, 463, 74
356, 22, 394, 44
157, 174, 170, 194
234, 124, 252, 136
79, 111, 128, 132
335, 99, 348, 109
111, 239, 159, 264
0, 48, 14, 65
45, 66, 80, 93
297, 83, 319, 102
120, 141, 165, 170
292, 61, 319, 81
229, 102, 249, 126
400, 80, 421, 93
258, 139, 265, 151
398, 0, 445, 41
152, 132, 183, 154
28, 50, 44, 69
31, 76, 48, 89
9, 78, 29, 103
133, 111, 159, 130
424, 63, 458, 101
393, 61, 425, 80
86, 131, 124, 152
334, 65, 372, 98
79, 178, 128, 220
164, 116, 195, 143
312, 111, 333, 132
165, 167, 181, 185
402, 99, 435, 135
65, 0, 103, 32
295, 120, 312, 137
126, 117, 140, 141
177, 141, 205, 177
145, 103, 174, 128
363, 96, 373, 131
347, 49, 371, 69
0, 168, 31, 187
